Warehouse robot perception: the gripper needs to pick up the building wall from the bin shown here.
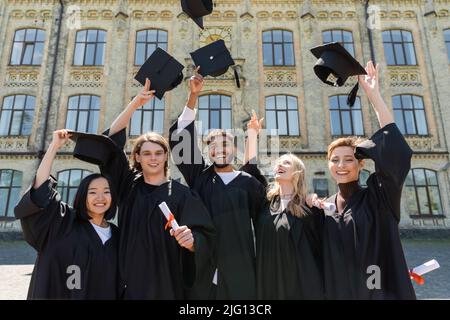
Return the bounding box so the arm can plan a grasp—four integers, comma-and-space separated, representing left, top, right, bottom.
1, 0, 449, 231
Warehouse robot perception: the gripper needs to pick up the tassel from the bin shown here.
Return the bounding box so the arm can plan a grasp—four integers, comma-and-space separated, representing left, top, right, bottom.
347, 82, 359, 107
233, 67, 241, 88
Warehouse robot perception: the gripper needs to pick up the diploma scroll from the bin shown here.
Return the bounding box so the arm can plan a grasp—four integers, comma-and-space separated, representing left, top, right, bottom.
159, 202, 180, 231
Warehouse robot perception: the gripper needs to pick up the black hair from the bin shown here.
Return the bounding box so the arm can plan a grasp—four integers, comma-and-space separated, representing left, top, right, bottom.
72, 173, 117, 221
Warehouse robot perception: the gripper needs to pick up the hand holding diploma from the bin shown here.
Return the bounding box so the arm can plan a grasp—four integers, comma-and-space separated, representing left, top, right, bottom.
306, 193, 336, 212
159, 202, 194, 252
409, 259, 440, 285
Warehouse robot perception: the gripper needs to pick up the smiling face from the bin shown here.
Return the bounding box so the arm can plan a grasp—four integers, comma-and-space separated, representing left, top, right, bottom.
207, 134, 235, 168
328, 146, 365, 184
135, 141, 168, 176
86, 177, 112, 218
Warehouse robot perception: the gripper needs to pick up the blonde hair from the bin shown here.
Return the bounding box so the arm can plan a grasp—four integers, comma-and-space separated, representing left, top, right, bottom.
327, 136, 366, 160
130, 132, 170, 176
267, 154, 308, 218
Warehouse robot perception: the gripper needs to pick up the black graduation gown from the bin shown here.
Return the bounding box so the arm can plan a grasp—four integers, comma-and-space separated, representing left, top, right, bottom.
239, 162, 324, 300
322, 123, 416, 299
169, 121, 266, 300
101, 128, 215, 300
14, 177, 119, 300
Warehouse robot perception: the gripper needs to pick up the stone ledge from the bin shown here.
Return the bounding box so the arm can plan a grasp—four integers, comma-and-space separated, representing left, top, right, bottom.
399, 228, 450, 240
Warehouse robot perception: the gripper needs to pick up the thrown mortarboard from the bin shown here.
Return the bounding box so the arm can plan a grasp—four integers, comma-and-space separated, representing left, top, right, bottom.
190, 39, 240, 88
181, 0, 213, 29
310, 42, 367, 107
134, 47, 184, 100
69, 131, 122, 166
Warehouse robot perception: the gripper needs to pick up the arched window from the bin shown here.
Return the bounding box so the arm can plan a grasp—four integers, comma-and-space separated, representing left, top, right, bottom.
322, 29, 355, 57
0, 95, 36, 136
382, 30, 417, 65
135, 29, 168, 65
198, 94, 232, 134
10, 28, 45, 65
73, 29, 106, 66
0, 169, 23, 219
65, 95, 100, 134
392, 95, 428, 135
56, 169, 92, 205
329, 95, 364, 136
404, 169, 443, 216
262, 30, 295, 66
265, 95, 299, 136
129, 98, 165, 135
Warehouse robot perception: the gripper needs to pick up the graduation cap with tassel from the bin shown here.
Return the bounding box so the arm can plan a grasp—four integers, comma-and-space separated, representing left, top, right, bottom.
310, 42, 367, 107
190, 39, 240, 88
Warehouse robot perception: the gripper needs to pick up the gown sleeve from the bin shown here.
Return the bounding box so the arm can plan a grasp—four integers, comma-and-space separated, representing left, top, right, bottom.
177, 188, 216, 297
169, 120, 207, 188
14, 176, 73, 252
100, 128, 136, 205
354, 123, 413, 222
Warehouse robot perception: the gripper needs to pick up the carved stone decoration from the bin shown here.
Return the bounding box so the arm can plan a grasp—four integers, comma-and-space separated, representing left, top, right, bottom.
264, 68, 297, 87
69, 67, 104, 88
388, 67, 422, 87
199, 27, 232, 48
4, 67, 39, 87
406, 137, 433, 151
0, 137, 29, 152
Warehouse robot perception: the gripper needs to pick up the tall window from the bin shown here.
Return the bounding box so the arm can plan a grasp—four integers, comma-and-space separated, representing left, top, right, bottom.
329, 95, 364, 136
10, 28, 45, 66
129, 98, 165, 135
135, 29, 168, 65
265, 95, 299, 136
0, 169, 22, 219
322, 29, 355, 56
198, 94, 232, 134
444, 29, 450, 63
0, 95, 36, 136
73, 29, 106, 66
382, 30, 417, 65
313, 178, 329, 198
262, 30, 295, 66
404, 169, 443, 216
392, 95, 428, 135
57, 169, 92, 206
65, 95, 100, 133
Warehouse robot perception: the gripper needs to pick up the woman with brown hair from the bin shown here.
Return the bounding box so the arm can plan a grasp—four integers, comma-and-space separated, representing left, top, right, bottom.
310, 61, 416, 299
100, 78, 215, 300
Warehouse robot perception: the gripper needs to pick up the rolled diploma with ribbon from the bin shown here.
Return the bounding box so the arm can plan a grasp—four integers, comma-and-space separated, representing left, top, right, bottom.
159, 201, 179, 231
409, 259, 440, 285
313, 199, 336, 212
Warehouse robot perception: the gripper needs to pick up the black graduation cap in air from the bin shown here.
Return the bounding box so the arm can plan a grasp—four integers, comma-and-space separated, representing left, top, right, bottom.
69, 131, 122, 166
134, 47, 185, 100
310, 42, 367, 107
190, 39, 240, 88
181, 0, 213, 29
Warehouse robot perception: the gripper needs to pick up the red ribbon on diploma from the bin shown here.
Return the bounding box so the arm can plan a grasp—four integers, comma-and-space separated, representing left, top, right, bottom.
165, 213, 175, 230
409, 271, 425, 285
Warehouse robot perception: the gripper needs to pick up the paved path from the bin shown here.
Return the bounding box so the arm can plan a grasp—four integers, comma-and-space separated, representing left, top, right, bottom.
0, 240, 449, 300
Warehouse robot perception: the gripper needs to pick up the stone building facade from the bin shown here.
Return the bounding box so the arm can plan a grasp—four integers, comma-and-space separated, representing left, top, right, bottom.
0, 0, 449, 232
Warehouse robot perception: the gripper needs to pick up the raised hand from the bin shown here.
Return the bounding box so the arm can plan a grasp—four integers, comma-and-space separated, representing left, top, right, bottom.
359, 61, 380, 101
131, 78, 155, 108
247, 109, 264, 135
189, 66, 204, 96
51, 129, 71, 150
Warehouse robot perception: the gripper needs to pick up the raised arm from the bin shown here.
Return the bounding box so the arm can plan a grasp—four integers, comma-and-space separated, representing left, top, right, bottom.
358, 61, 394, 128
109, 78, 155, 136
34, 130, 71, 189
169, 67, 207, 187
244, 110, 264, 164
